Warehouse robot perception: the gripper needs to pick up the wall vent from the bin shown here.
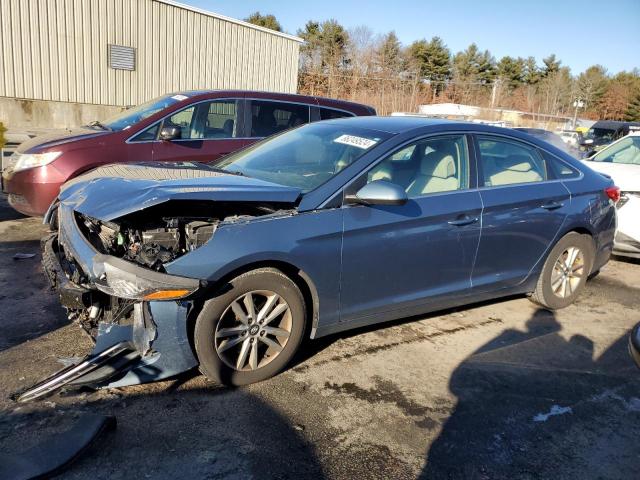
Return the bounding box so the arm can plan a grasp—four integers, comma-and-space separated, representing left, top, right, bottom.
108, 44, 136, 71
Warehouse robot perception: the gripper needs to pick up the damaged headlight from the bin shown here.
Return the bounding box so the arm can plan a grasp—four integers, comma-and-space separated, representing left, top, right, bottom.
12, 151, 62, 172
93, 256, 200, 301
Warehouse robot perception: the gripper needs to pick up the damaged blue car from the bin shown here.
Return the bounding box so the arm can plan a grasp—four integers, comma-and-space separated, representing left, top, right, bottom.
21, 117, 618, 401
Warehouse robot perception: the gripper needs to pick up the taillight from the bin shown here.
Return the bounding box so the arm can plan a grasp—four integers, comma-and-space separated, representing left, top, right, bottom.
605, 186, 621, 203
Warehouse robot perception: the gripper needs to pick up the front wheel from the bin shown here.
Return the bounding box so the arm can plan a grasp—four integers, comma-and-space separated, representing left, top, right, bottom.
194, 268, 306, 386
530, 232, 594, 310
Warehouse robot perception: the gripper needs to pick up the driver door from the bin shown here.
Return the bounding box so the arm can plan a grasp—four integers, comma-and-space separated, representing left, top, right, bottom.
339, 134, 483, 326
152, 99, 246, 164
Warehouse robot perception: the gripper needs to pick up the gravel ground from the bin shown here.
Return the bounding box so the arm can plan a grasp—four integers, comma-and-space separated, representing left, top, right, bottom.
0, 195, 639, 479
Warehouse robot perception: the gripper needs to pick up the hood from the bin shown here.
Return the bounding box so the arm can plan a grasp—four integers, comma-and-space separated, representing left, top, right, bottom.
581, 160, 640, 192
58, 162, 302, 221
17, 127, 112, 153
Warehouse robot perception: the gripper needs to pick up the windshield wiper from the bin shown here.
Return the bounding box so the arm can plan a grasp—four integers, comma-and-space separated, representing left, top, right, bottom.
194, 162, 246, 177
87, 120, 112, 131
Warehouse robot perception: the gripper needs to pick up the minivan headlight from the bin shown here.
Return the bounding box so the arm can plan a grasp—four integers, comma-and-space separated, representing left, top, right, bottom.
13, 151, 62, 172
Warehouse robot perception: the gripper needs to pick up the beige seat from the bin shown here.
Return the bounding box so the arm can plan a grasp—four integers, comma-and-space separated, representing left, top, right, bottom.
488, 154, 543, 186
406, 151, 458, 196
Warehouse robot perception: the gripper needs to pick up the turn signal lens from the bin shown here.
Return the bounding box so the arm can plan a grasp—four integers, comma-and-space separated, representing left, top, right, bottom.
143, 289, 192, 301
605, 186, 621, 203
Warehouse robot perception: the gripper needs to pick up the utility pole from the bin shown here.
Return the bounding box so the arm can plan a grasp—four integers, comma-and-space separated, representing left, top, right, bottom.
490, 79, 501, 108
572, 99, 584, 129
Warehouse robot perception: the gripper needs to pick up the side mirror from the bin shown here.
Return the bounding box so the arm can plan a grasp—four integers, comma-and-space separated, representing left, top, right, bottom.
159, 126, 181, 141
346, 180, 408, 206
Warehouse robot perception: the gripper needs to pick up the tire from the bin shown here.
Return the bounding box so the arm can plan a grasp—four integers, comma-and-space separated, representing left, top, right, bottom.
530, 232, 594, 310
194, 268, 306, 386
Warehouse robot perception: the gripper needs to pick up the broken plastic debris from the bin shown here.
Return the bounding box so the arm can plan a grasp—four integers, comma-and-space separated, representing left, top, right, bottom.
13, 253, 36, 260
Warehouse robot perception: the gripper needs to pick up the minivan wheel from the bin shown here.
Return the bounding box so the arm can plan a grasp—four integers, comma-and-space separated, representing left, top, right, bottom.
530, 232, 594, 310
194, 268, 306, 386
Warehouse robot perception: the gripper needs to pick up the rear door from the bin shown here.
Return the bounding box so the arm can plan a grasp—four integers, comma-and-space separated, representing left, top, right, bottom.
471, 134, 570, 291
151, 98, 245, 163
246, 99, 312, 140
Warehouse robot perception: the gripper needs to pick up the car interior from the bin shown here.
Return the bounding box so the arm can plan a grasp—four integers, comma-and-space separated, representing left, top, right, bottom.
479, 139, 547, 186
367, 137, 468, 196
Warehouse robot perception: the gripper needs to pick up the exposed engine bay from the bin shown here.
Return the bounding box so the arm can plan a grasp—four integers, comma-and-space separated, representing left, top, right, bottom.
76, 200, 289, 272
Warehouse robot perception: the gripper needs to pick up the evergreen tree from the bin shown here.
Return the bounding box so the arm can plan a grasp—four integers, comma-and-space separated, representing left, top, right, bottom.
542, 54, 561, 77
376, 31, 402, 74
244, 12, 282, 32
625, 91, 640, 121
408, 36, 451, 83
497, 56, 525, 89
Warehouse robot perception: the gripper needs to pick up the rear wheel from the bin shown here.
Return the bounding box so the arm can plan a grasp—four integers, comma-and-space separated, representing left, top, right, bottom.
194, 268, 306, 386
530, 232, 594, 309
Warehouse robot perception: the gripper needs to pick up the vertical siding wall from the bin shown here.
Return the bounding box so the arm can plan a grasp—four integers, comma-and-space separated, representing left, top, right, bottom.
0, 0, 301, 106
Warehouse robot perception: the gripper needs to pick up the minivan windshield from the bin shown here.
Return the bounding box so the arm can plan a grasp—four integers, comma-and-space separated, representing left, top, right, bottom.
217, 123, 389, 192
585, 127, 616, 142
101, 94, 189, 131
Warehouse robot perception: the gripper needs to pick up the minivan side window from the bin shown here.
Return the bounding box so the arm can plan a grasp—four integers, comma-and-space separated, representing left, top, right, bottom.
478, 136, 548, 186
366, 135, 469, 198
250, 101, 310, 137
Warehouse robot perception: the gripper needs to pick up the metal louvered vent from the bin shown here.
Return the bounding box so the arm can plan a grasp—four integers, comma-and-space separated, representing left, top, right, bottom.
108, 44, 136, 71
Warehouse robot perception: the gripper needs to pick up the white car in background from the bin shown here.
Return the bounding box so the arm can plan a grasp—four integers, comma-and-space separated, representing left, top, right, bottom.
583, 132, 640, 258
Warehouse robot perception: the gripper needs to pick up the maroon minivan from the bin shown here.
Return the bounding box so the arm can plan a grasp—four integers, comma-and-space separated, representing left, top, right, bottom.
1, 90, 375, 216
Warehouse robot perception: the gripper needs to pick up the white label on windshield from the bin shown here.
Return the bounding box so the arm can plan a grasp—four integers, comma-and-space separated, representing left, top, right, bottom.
171, 94, 189, 101
334, 134, 377, 149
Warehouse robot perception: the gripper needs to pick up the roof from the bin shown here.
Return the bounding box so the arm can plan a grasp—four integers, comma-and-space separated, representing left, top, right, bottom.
322, 116, 458, 134
155, 0, 303, 43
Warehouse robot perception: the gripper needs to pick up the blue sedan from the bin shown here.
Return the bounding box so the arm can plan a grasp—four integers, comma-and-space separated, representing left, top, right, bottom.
22, 117, 618, 400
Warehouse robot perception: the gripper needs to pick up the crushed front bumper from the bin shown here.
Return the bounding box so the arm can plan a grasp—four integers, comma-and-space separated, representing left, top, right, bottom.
630, 323, 640, 369
19, 205, 201, 401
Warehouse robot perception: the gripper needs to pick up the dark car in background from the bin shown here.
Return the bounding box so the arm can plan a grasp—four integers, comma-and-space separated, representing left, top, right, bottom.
579, 120, 640, 157
1, 90, 375, 216
21, 117, 618, 400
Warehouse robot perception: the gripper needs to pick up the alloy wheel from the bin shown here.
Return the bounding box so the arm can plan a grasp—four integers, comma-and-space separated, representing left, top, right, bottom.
214, 290, 292, 371
551, 246, 585, 298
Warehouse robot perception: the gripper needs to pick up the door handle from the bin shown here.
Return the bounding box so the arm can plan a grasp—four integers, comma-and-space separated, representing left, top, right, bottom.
540, 201, 564, 210
448, 216, 479, 226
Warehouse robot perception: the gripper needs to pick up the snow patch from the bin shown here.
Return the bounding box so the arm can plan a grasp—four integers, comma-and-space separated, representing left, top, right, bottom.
533, 405, 573, 422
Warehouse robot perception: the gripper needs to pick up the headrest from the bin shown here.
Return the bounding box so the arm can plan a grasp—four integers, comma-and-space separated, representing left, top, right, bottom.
420, 152, 456, 178
503, 154, 534, 172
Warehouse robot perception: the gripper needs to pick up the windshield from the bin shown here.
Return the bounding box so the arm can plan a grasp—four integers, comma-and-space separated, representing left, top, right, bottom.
592, 136, 640, 165
585, 127, 615, 142
217, 123, 388, 192
101, 94, 189, 131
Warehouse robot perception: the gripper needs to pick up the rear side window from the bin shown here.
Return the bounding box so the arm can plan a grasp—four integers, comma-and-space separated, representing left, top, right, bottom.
541, 150, 581, 179
319, 107, 354, 120
478, 136, 548, 186
250, 101, 310, 137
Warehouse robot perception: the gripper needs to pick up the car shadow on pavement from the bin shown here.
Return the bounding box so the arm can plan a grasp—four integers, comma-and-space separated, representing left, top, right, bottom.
0, 384, 327, 479
419, 308, 640, 480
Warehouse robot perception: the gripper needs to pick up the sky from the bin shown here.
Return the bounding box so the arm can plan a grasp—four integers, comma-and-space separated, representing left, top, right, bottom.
181, 0, 640, 75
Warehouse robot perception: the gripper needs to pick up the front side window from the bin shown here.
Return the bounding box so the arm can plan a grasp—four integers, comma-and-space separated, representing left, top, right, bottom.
217, 123, 388, 192
366, 135, 469, 197
591, 136, 640, 165
160, 100, 240, 140
478, 136, 548, 186
250, 101, 310, 137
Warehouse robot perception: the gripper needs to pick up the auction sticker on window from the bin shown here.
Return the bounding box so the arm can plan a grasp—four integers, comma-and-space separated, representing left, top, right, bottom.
334, 134, 378, 149
171, 94, 189, 101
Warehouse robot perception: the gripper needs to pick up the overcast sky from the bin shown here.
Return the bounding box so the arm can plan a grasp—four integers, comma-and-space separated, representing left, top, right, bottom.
182, 0, 640, 75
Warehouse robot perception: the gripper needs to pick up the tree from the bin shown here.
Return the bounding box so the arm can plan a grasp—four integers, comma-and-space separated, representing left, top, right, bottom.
625, 91, 640, 121
576, 65, 608, 110
376, 31, 402, 74
497, 56, 524, 90
408, 36, 451, 92
542, 54, 561, 78
0, 122, 5, 150
522, 57, 540, 85
244, 12, 282, 32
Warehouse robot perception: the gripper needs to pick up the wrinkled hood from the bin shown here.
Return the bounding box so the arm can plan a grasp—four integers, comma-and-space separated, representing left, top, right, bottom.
58, 162, 302, 221
581, 160, 640, 192
17, 127, 112, 153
